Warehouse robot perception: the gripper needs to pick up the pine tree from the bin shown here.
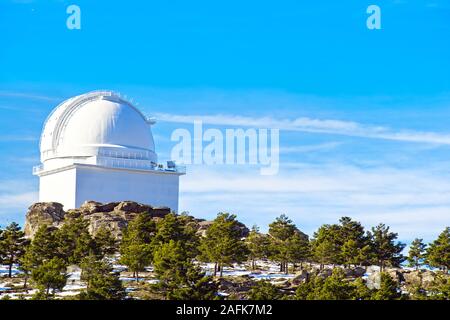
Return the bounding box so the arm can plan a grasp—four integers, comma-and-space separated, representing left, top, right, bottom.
352, 278, 373, 300
20, 225, 60, 289
31, 257, 68, 299
368, 223, 405, 271
268, 214, 308, 274
56, 217, 95, 264
426, 227, 450, 272
407, 238, 426, 270
246, 225, 270, 270
121, 213, 156, 245
0, 222, 29, 277
200, 213, 248, 277
311, 224, 341, 268
93, 226, 118, 258
153, 240, 217, 300
372, 272, 401, 300
120, 243, 153, 282
427, 273, 450, 299
295, 275, 324, 300
316, 268, 356, 300
248, 280, 283, 300
119, 213, 155, 281
79, 254, 125, 300
151, 213, 200, 258
338, 217, 371, 267
286, 231, 310, 271
22, 225, 59, 267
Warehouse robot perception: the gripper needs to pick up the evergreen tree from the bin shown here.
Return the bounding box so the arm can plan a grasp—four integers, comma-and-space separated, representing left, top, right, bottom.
338, 217, 371, 267
22, 225, 59, 267
0, 222, 29, 277
119, 213, 156, 281
78, 254, 126, 300
121, 213, 156, 246
31, 257, 68, 299
93, 226, 118, 258
120, 243, 152, 282
200, 213, 248, 277
56, 217, 95, 264
246, 225, 271, 270
286, 231, 310, 271
407, 238, 426, 270
295, 275, 324, 300
427, 272, 450, 300
20, 225, 60, 289
153, 240, 217, 300
316, 268, 356, 300
352, 278, 373, 300
151, 213, 200, 258
296, 271, 373, 300
371, 272, 401, 300
426, 227, 450, 272
248, 280, 283, 300
268, 214, 308, 273
368, 223, 405, 271
311, 224, 341, 268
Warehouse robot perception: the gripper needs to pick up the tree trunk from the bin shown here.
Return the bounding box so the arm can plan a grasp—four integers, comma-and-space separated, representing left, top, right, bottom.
214, 262, 217, 277
46, 286, 50, 299
136, 271, 139, 282
8, 264, 12, 278
219, 264, 223, 277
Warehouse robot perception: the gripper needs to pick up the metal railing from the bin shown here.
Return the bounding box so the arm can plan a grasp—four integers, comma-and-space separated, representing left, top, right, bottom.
33, 161, 186, 174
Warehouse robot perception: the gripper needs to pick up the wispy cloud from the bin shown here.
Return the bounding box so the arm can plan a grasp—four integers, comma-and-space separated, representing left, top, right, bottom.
179, 164, 450, 242
280, 142, 343, 154
155, 113, 450, 145
0, 180, 38, 226
0, 91, 61, 102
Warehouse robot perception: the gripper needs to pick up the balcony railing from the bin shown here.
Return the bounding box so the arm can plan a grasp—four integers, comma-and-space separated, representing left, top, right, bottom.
33, 161, 186, 175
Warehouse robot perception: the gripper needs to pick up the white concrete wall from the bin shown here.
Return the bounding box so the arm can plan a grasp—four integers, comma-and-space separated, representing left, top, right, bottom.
39, 168, 77, 210
74, 166, 180, 212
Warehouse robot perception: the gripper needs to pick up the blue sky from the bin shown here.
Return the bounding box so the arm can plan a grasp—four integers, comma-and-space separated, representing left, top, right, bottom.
0, 0, 450, 244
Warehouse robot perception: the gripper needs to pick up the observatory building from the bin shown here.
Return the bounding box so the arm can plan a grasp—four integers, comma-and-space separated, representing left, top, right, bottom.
33, 91, 185, 211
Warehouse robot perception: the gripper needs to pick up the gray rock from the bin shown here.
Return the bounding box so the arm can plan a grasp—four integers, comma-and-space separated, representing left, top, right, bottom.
24, 202, 65, 238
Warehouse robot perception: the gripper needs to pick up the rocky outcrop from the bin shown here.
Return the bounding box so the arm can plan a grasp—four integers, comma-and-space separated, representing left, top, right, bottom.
24, 202, 66, 238
24, 201, 171, 239
343, 267, 366, 278
402, 270, 437, 290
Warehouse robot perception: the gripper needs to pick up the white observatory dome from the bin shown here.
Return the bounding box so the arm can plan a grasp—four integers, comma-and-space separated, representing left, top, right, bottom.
39, 91, 157, 164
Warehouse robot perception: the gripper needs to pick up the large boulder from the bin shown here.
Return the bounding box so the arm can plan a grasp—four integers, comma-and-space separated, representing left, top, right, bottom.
24, 202, 65, 238
316, 268, 333, 279
367, 271, 381, 290
292, 270, 309, 285
403, 270, 422, 287
343, 267, 366, 278
385, 268, 405, 283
